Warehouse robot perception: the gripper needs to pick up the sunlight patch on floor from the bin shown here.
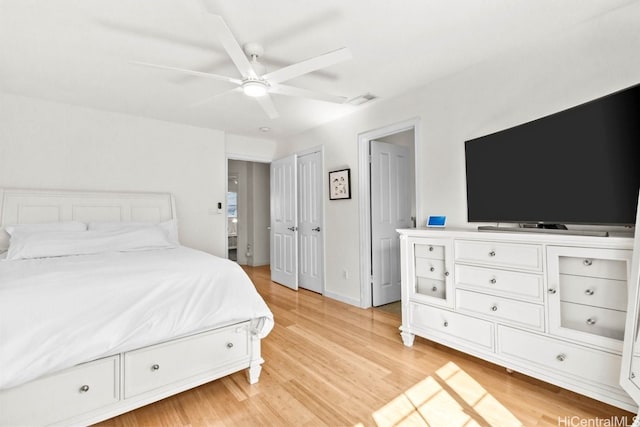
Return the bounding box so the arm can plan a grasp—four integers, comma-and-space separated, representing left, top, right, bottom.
366, 362, 523, 427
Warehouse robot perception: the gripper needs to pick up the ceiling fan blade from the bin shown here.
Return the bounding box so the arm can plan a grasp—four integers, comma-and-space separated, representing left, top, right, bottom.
207, 14, 257, 78
270, 84, 348, 104
131, 61, 242, 85
263, 47, 352, 84
255, 94, 280, 119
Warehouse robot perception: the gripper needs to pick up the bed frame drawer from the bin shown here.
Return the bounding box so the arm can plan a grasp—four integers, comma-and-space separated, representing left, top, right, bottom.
124, 322, 251, 398
0, 356, 119, 427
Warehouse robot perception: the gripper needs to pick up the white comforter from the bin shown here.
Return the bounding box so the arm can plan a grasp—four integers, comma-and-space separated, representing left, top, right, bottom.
0, 247, 274, 390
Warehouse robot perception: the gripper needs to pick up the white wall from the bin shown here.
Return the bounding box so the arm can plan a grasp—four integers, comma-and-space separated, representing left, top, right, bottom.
281, 3, 640, 305
226, 134, 277, 163
0, 93, 228, 256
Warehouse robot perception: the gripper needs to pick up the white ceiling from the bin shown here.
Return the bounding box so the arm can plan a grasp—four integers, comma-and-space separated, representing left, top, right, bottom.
0, 0, 636, 139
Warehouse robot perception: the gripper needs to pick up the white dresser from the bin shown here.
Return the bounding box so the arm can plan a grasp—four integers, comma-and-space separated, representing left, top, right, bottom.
398, 227, 636, 411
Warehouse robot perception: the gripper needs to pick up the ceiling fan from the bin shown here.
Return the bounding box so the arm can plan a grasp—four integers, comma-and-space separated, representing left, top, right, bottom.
133, 14, 352, 119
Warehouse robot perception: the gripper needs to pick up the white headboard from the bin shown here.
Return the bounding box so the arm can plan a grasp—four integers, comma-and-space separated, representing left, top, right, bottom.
0, 188, 176, 251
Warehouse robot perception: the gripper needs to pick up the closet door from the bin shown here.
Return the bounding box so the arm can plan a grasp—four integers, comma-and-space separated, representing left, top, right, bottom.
270, 155, 298, 289
298, 151, 323, 293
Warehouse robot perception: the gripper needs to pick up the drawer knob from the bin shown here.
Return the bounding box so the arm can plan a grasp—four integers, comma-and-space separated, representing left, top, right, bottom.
556, 354, 566, 362
490, 278, 497, 284
443, 321, 449, 327
548, 288, 557, 295
444, 271, 449, 277
226, 342, 234, 349
583, 259, 593, 266
430, 267, 435, 272
429, 246, 434, 252
431, 286, 438, 292
490, 305, 498, 312
489, 250, 496, 257
151, 364, 160, 371
586, 317, 597, 326
584, 289, 594, 296
79, 385, 90, 393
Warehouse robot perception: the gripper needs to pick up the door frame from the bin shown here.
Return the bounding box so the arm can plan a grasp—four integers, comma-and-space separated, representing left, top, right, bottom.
226, 154, 271, 262
357, 117, 421, 308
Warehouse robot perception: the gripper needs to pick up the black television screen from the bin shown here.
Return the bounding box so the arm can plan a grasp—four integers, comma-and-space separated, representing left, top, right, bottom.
465, 84, 640, 227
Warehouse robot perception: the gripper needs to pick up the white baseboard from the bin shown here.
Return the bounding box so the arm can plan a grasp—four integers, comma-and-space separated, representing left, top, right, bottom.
322, 290, 361, 307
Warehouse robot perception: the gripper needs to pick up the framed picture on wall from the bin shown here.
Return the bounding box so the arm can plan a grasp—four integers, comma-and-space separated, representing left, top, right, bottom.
329, 168, 351, 200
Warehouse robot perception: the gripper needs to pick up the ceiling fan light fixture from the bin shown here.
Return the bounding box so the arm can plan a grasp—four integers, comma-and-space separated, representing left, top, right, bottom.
242, 80, 268, 97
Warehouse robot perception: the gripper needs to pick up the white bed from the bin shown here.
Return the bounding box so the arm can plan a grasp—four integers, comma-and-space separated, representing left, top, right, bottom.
0, 188, 274, 427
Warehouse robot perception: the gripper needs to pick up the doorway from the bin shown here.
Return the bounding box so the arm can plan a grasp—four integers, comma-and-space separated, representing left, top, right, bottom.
227, 159, 271, 266
358, 118, 419, 308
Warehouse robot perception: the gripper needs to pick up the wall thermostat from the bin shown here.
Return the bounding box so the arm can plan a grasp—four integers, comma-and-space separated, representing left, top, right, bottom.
427, 215, 447, 227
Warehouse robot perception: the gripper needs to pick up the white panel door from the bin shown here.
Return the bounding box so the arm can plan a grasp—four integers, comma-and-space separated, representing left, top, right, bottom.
270, 155, 298, 289
298, 151, 323, 293
371, 140, 411, 306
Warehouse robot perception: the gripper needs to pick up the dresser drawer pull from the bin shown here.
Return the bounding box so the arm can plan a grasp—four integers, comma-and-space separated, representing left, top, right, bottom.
79, 385, 90, 393
429, 246, 434, 251
583, 259, 593, 266
548, 288, 557, 295
489, 250, 496, 257
490, 305, 498, 312
556, 353, 566, 362
443, 321, 449, 327
586, 318, 597, 326
430, 267, 435, 272
584, 289, 594, 296
151, 364, 160, 371
490, 278, 497, 284
431, 286, 438, 292
226, 342, 234, 349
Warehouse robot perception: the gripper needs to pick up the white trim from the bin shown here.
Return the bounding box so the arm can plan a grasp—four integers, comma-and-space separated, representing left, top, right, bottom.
323, 290, 361, 307
226, 153, 272, 163
357, 117, 421, 308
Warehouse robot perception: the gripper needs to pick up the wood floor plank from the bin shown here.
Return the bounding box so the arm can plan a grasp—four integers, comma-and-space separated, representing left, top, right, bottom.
95, 265, 635, 427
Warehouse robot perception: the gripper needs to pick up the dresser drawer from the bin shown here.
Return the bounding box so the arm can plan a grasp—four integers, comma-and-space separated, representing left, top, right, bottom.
124, 322, 250, 398
559, 302, 626, 341
415, 258, 447, 280
498, 326, 622, 389
415, 243, 445, 260
415, 277, 446, 300
455, 240, 542, 271
410, 302, 494, 350
456, 289, 544, 331
558, 256, 628, 280
455, 265, 543, 302
559, 274, 627, 311
0, 356, 119, 426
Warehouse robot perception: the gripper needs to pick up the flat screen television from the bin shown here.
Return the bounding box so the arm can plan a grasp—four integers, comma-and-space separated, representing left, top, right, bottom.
465, 84, 640, 228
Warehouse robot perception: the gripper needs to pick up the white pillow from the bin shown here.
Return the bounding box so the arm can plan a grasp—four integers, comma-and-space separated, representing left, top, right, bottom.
88, 220, 179, 245
4, 221, 86, 236
5, 228, 175, 261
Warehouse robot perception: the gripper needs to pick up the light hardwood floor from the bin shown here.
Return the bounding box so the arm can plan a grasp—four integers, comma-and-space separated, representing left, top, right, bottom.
97, 265, 635, 426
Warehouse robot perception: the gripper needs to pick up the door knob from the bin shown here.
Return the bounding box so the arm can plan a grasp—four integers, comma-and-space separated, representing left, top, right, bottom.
287, 226, 297, 232
312, 227, 321, 232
